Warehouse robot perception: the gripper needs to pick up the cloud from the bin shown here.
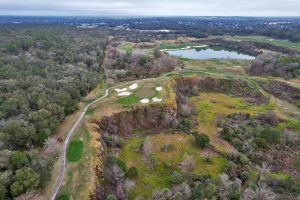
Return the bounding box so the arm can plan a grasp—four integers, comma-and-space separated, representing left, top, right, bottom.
0, 0, 299, 16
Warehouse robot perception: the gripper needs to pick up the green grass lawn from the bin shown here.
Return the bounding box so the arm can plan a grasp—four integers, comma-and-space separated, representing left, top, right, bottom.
56, 194, 69, 200
116, 94, 140, 106
67, 139, 83, 162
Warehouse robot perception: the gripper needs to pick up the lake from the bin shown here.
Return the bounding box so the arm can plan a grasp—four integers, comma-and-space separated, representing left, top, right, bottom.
166, 48, 255, 60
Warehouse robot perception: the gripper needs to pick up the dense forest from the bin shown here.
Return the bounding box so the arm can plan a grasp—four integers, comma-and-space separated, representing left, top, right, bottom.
0, 25, 107, 199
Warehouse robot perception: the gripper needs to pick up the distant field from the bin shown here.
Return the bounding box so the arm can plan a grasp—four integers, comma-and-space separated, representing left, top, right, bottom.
158, 42, 200, 50
222, 35, 300, 50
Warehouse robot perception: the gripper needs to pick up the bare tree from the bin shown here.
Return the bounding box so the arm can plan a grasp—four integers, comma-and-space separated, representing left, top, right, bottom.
242, 184, 276, 200
218, 173, 242, 200
172, 183, 191, 199
180, 104, 192, 117
256, 163, 270, 184
180, 154, 195, 172
142, 137, 153, 159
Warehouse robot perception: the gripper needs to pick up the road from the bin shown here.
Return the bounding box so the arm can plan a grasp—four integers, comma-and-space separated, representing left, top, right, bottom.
49, 77, 160, 200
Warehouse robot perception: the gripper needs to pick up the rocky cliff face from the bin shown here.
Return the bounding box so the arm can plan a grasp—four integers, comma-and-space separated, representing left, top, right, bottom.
258, 79, 300, 104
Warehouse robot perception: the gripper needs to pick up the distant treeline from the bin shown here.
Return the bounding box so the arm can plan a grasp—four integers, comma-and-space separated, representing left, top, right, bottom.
1, 17, 299, 42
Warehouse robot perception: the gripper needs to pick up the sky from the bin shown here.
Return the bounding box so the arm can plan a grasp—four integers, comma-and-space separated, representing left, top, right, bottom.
0, 0, 299, 17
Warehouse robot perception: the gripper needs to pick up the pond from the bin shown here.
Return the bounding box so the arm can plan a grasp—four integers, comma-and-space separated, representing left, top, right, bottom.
166, 48, 255, 60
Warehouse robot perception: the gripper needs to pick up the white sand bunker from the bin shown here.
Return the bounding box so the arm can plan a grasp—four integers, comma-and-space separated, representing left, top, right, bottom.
115, 88, 127, 92
129, 83, 138, 90
140, 98, 150, 104
118, 91, 131, 96
152, 97, 162, 102
155, 87, 163, 91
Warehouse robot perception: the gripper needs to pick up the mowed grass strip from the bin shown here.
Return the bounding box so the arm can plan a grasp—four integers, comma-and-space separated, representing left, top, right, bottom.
67, 139, 83, 162
116, 95, 139, 106
56, 194, 69, 200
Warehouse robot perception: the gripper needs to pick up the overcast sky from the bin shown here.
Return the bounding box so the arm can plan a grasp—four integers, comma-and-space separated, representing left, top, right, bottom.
0, 0, 299, 16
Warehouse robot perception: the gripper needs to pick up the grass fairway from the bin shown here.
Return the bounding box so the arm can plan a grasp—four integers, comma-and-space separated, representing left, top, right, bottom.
135, 82, 158, 98
116, 95, 140, 106
67, 139, 83, 162
223, 35, 300, 50
119, 133, 228, 199
158, 42, 200, 50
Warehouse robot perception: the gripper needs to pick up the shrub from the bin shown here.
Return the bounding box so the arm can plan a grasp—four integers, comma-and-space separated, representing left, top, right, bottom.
170, 172, 184, 185
126, 167, 138, 178
260, 127, 282, 144
191, 183, 216, 199
194, 133, 210, 148
106, 194, 117, 200
239, 154, 249, 165
240, 171, 250, 182
107, 156, 127, 172
177, 118, 192, 132
253, 137, 268, 149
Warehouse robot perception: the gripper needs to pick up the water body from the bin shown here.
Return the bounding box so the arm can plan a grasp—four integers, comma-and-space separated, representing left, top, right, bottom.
166, 48, 255, 60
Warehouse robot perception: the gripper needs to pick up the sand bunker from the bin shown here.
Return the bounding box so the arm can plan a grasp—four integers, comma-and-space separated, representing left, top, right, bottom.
152, 97, 162, 102
129, 83, 138, 90
155, 87, 163, 91
140, 98, 150, 104
115, 88, 127, 92
118, 91, 131, 96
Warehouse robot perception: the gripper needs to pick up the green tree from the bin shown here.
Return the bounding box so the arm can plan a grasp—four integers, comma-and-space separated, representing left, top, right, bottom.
194, 133, 210, 148
1, 120, 37, 149
11, 151, 29, 169
10, 167, 40, 197
126, 167, 138, 178
0, 183, 7, 200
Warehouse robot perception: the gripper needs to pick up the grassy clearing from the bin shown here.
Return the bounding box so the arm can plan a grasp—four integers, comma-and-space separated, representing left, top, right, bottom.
190, 93, 274, 152
119, 133, 228, 199
158, 42, 200, 50
119, 44, 133, 53
67, 139, 83, 162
